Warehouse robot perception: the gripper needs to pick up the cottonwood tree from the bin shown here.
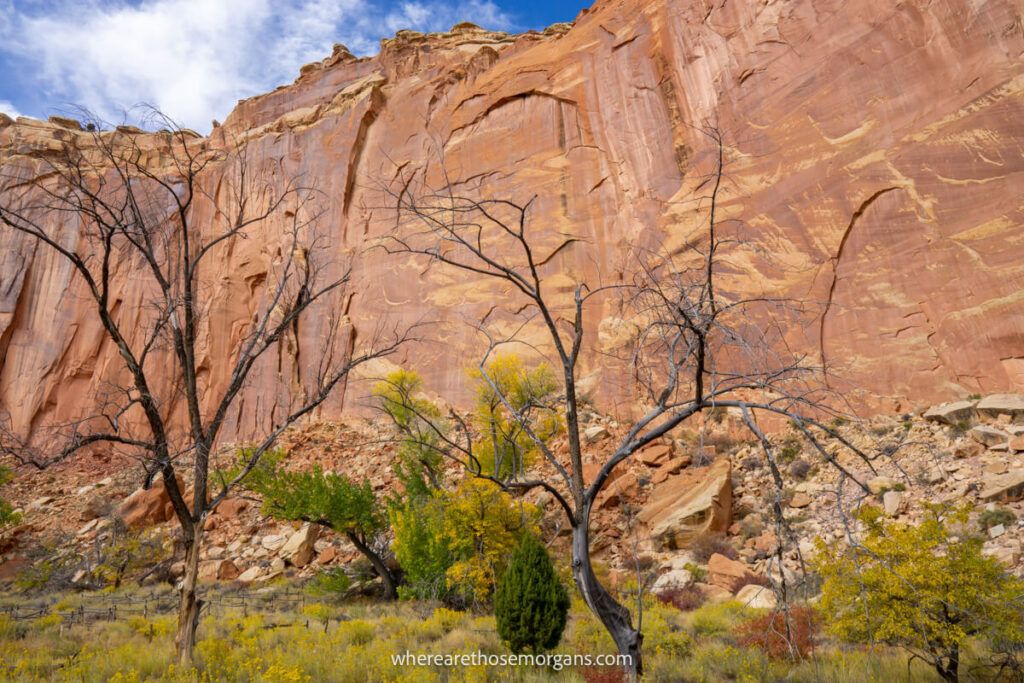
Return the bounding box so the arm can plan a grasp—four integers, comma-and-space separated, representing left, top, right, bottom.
0, 466, 19, 528
380, 127, 878, 678
0, 111, 408, 666
243, 449, 400, 599
817, 503, 1024, 683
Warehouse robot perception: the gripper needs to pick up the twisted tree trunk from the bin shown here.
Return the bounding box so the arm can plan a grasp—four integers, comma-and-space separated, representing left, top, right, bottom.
571, 505, 642, 680
174, 524, 204, 667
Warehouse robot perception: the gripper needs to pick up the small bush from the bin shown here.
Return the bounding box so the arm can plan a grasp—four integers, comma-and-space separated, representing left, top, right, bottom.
689, 601, 746, 638
578, 667, 627, 683
0, 466, 20, 529
777, 438, 801, 463
740, 456, 762, 471
684, 562, 707, 582
744, 573, 773, 589
737, 516, 764, 540
789, 459, 813, 480
304, 566, 351, 597
736, 606, 818, 659
979, 507, 1017, 532
655, 585, 706, 612
691, 534, 738, 563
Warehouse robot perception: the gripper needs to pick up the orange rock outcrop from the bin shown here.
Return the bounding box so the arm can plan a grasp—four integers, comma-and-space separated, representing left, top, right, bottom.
1, 0, 1022, 446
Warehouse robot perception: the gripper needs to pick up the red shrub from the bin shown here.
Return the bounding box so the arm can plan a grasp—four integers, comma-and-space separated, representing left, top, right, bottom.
735, 606, 819, 659
578, 666, 627, 683
655, 585, 706, 612
690, 533, 738, 562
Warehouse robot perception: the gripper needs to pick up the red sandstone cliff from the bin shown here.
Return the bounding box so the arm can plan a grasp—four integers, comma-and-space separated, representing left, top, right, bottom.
1, 0, 1022, 445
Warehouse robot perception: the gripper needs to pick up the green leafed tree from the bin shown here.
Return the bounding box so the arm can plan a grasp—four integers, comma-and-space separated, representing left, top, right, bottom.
816, 503, 1024, 683
495, 533, 570, 654
471, 354, 561, 482
0, 466, 20, 528
373, 368, 445, 498
244, 449, 398, 599
389, 491, 453, 601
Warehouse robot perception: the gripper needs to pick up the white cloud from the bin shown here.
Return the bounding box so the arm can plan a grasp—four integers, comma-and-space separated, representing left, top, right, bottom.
0, 100, 22, 118
0, 0, 515, 131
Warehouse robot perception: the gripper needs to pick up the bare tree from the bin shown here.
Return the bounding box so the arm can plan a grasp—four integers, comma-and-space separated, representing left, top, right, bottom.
379, 126, 878, 678
0, 110, 409, 666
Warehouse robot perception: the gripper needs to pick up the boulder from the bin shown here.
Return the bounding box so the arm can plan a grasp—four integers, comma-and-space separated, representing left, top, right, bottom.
0, 556, 31, 583
735, 584, 777, 610
117, 477, 180, 528
317, 546, 339, 564
199, 559, 240, 581
639, 459, 732, 550
77, 518, 101, 536
639, 444, 672, 466
665, 552, 699, 571
883, 490, 903, 516
584, 425, 609, 442
789, 492, 812, 508
27, 496, 54, 511
695, 582, 734, 604
953, 441, 984, 458
867, 476, 897, 495
582, 462, 620, 486
651, 568, 694, 593
261, 534, 288, 551
707, 553, 759, 593
977, 395, 1024, 420
1010, 436, 1024, 452
279, 524, 319, 567
263, 557, 287, 581
923, 400, 977, 425
237, 565, 264, 583
987, 545, 1021, 566
980, 470, 1024, 503
216, 497, 249, 519
79, 497, 107, 522
985, 462, 1009, 475
596, 472, 639, 510
970, 425, 1010, 448
651, 457, 690, 484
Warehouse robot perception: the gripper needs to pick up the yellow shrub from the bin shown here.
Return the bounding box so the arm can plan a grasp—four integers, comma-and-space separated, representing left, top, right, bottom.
32, 613, 62, 630
420, 607, 465, 639
127, 616, 173, 639
441, 478, 538, 605
301, 602, 331, 625
336, 619, 376, 647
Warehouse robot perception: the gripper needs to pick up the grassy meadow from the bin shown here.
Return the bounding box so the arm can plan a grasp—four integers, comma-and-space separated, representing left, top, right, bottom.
0, 583, 968, 682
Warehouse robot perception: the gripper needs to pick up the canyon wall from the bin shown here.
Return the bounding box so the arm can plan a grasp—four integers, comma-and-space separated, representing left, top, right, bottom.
1, 0, 1023, 444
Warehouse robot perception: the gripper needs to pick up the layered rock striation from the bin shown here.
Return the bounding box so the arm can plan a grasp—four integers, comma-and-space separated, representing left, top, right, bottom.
1, 0, 1023, 445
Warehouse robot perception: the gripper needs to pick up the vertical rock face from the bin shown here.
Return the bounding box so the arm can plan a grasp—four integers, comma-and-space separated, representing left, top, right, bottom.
1, 0, 1023, 446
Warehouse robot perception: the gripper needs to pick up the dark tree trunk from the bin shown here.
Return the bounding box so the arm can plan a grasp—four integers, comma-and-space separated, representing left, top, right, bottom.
174, 525, 204, 667
936, 646, 960, 683
347, 531, 398, 600
571, 506, 642, 680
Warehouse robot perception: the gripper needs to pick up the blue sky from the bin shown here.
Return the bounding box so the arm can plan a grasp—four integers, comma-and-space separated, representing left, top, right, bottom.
0, 0, 589, 131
